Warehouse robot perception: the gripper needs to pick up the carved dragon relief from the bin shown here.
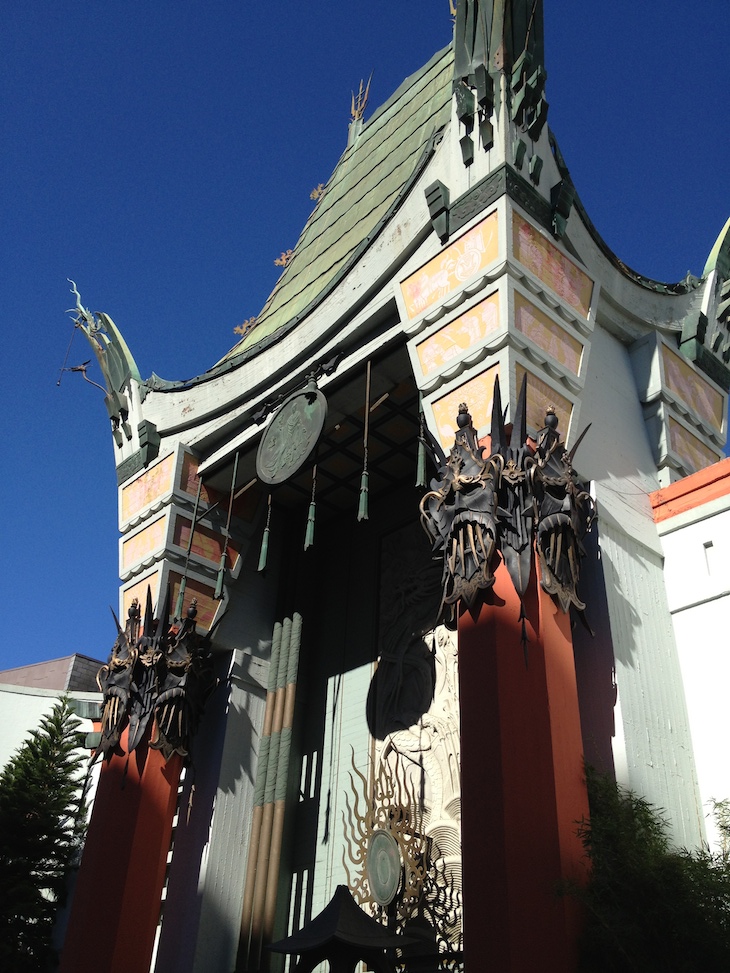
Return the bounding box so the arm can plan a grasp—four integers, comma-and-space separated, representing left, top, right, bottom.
420, 373, 595, 632
67, 280, 143, 449
94, 586, 217, 764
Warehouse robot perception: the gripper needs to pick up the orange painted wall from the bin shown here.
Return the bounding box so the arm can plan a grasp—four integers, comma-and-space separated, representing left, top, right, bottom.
650, 456, 730, 522
458, 562, 589, 971
59, 732, 181, 973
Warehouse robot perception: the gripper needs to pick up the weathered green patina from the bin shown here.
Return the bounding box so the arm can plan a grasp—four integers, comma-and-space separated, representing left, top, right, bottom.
225, 45, 454, 360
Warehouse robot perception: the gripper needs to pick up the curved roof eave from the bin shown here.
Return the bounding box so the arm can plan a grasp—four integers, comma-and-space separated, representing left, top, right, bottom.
549, 131, 704, 297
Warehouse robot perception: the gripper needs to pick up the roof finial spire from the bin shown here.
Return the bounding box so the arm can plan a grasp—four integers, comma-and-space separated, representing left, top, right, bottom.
453, 0, 545, 80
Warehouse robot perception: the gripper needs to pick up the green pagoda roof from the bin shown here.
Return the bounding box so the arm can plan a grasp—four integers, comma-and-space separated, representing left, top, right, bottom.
220, 43, 453, 364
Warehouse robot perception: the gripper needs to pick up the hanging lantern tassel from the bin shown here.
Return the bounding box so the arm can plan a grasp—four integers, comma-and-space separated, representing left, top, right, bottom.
357, 470, 369, 521
358, 360, 371, 522
215, 451, 240, 601
304, 465, 317, 551
214, 551, 226, 600
174, 576, 188, 624
257, 494, 272, 572
416, 406, 427, 488
304, 501, 316, 550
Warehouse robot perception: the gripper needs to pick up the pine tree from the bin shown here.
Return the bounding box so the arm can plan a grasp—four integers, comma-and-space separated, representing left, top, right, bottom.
0, 698, 88, 972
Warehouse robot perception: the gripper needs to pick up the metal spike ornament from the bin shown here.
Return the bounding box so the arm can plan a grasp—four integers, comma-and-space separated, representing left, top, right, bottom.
419, 373, 595, 635
419, 402, 499, 627
532, 408, 595, 615
93, 585, 217, 764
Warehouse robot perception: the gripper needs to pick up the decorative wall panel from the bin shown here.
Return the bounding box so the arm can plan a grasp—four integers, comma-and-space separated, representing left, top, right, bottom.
121, 453, 175, 523
662, 345, 725, 433
515, 364, 573, 434
416, 291, 500, 375
432, 364, 499, 446
513, 212, 593, 317
669, 418, 718, 474
514, 292, 583, 374
121, 515, 167, 572
173, 515, 238, 570
401, 211, 499, 319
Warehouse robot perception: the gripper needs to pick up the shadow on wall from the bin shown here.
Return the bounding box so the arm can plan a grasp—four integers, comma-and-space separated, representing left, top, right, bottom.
367, 520, 443, 741
153, 649, 254, 973
573, 524, 618, 778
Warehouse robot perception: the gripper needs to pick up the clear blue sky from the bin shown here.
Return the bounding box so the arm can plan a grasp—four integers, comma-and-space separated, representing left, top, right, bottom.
1, 2, 727, 671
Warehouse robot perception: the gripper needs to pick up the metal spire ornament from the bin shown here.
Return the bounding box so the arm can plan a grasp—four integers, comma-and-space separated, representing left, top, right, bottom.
94, 583, 217, 765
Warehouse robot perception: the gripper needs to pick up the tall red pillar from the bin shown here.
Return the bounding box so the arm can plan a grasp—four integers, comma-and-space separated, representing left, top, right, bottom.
458, 562, 589, 972
59, 733, 182, 973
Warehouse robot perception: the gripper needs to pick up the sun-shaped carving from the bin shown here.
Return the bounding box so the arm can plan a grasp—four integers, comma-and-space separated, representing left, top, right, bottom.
342, 751, 429, 925
342, 749, 462, 961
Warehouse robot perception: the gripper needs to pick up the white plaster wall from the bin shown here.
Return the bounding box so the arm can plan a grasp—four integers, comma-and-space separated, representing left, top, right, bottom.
573, 326, 704, 847
0, 687, 59, 769
576, 325, 662, 553
191, 649, 267, 973
671, 598, 730, 851
660, 504, 730, 613
598, 524, 705, 848
310, 661, 372, 915
0, 684, 98, 770
658, 498, 730, 852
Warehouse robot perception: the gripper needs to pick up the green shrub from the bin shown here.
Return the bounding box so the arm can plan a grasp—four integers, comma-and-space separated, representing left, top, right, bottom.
575, 768, 730, 972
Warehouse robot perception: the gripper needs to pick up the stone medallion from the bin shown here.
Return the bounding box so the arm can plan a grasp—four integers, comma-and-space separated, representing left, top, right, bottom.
256, 382, 327, 485
366, 828, 402, 906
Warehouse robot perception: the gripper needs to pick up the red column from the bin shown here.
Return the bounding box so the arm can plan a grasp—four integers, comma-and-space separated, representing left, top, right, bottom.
458, 563, 589, 972
60, 733, 182, 973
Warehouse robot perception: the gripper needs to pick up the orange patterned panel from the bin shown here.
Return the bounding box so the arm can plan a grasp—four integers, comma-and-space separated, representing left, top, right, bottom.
401, 211, 499, 319
662, 345, 724, 432
173, 516, 240, 569
432, 364, 499, 447
179, 452, 216, 504
122, 572, 160, 624
513, 214, 593, 317
514, 293, 583, 374
168, 572, 219, 631
417, 292, 500, 375
121, 453, 175, 523
669, 418, 717, 474
515, 364, 573, 434
122, 517, 167, 570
